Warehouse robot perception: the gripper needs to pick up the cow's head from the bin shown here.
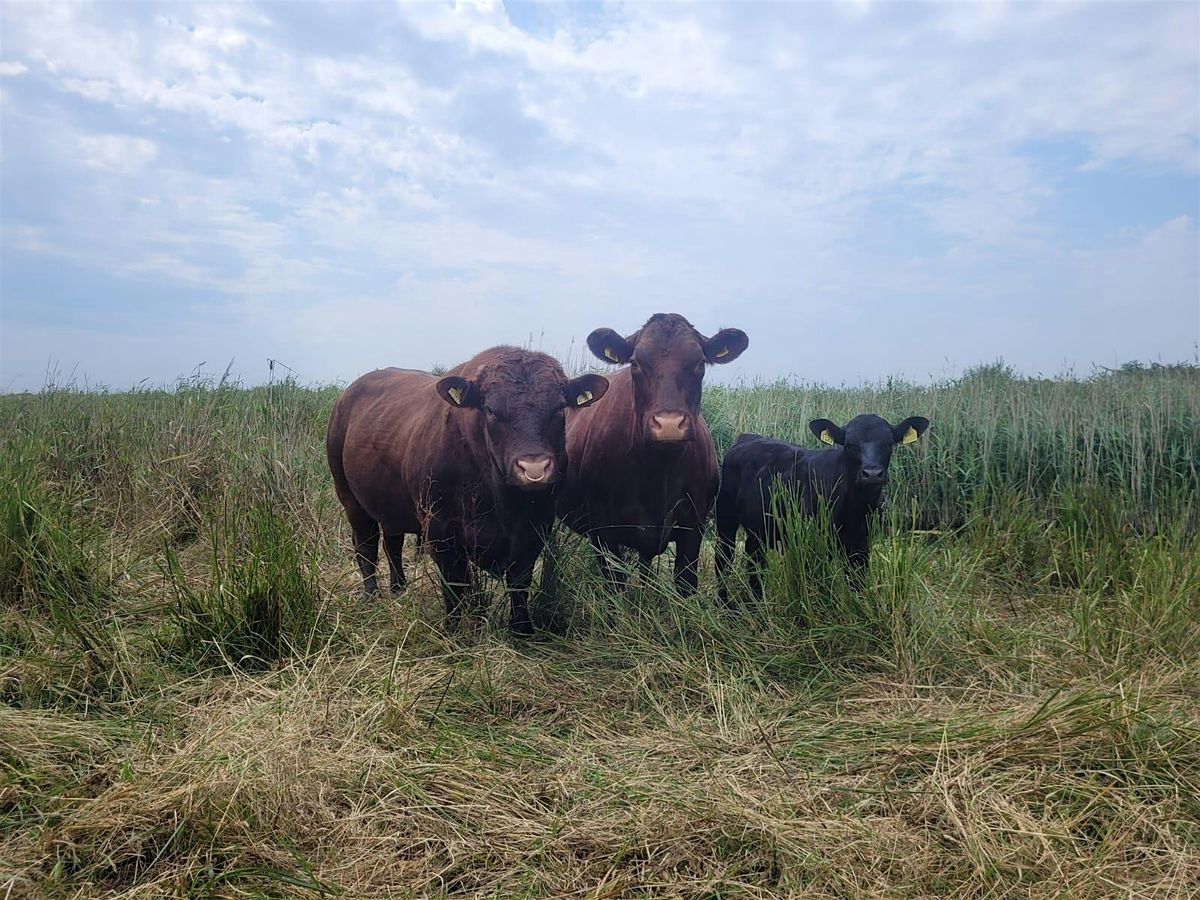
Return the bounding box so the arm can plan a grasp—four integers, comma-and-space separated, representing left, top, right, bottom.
585, 314, 747, 445
437, 352, 608, 490
808, 414, 929, 488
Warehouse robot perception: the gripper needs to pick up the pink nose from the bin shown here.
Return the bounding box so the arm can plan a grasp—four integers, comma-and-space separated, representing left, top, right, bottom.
649, 413, 689, 442
514, 456, 554, 485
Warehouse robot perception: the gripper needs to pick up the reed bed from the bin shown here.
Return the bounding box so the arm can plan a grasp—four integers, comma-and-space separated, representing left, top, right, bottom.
2, 362, 1198, 897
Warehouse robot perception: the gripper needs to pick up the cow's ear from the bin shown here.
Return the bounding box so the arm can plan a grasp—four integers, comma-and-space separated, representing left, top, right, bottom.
565, 373, 609, 409
436, 376, 480, 409
586, 328, 634, 365
893, 416, 930, 445
809, 418, 844, 446
704, 328, 748, 364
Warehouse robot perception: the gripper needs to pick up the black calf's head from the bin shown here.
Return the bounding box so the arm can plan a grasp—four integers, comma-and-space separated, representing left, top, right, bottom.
586, 313, 748, 445
437, 351, 608, 490
808, 414, 930, 488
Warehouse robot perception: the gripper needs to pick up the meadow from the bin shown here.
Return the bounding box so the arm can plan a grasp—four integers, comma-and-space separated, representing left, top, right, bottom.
2, 361, 1198, 898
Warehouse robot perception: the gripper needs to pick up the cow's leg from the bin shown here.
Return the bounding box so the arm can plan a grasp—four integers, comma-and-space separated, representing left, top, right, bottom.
590, 535, 627, 590
636, 552, 654, 582
430, 540, 472, 628
382, 532, 406, 592
745, 531, 766, 599
715, 520, 737, 605
538, 540, 558, 601
345, 504, 381, 595
673, 526, 702, 595
505, 565, 535, 636
844, 537, 870, 591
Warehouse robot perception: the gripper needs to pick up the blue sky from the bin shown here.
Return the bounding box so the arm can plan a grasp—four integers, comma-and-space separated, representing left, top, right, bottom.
1, 0, 1197, 391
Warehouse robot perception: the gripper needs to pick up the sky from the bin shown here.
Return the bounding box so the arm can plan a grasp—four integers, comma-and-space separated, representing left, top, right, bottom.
1, 0, 1198, 391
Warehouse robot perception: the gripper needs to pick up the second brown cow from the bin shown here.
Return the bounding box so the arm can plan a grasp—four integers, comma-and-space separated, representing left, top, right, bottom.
556, 313, 748, 591
327, 346, 608, 633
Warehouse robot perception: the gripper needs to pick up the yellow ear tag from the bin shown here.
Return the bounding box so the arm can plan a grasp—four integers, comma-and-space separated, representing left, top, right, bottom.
575, 390, 593, 406
604, 347, 619, 363
902, 426, 919, 445
819, 429, 835, 445
714, 348, 729, 359
447, 386, 463, 406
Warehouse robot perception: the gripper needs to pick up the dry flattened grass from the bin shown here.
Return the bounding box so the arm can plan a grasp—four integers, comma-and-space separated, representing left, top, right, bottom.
6, 632, 1198, 899
4, 372, 1199, 897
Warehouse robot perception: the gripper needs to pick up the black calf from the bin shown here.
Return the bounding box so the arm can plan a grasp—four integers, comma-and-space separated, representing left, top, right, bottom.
714, 414, 929, 602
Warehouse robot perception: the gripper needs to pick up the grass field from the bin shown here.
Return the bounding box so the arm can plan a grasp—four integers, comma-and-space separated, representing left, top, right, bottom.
2, 362, 1199, 898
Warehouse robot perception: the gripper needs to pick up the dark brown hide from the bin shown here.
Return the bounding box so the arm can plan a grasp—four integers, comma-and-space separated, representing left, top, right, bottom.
327, 347, 607, 632
556, 314, 747, 591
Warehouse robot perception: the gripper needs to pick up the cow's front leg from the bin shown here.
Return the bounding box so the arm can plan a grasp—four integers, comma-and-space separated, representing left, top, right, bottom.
673, 526, 702, 594
590, 535, 627, 590
505, 565, 535, 635
745, 531, 767, 598
839, 523, 871, 591
845, 540, 870, 591
429, 536, 472, 628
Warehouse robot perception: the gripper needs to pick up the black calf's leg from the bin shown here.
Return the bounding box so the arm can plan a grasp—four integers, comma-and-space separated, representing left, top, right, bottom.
745, 532, 766, 598
636, 553, 654, 582
715, 523, 737, 605
845, 539, 870, 591
382, 532, 406, 592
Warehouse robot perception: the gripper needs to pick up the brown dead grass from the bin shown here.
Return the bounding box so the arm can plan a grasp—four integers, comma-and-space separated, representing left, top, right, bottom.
5, 615, 1198, 898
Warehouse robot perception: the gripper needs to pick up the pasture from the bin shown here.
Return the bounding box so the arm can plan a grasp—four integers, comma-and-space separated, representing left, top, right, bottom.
2, 362, 1198, 898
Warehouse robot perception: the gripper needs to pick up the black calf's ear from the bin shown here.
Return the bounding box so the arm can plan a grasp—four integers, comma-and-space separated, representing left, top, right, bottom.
893, 416, 930, 445
436, 376, 480, 409
566, 373, 609, 408
809, 418, 845, 445
586, 328, 634, 365
704, 328, 749, 364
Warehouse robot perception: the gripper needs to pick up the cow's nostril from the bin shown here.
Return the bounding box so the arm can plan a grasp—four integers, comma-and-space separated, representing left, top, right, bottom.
515, 457, 553, 483
650, 413, 689, 441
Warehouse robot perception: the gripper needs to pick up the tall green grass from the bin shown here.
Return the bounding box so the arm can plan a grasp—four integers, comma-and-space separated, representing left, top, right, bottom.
162, 488, 325, 672
704, 361, 1200, 529
1, 363, 1199, 897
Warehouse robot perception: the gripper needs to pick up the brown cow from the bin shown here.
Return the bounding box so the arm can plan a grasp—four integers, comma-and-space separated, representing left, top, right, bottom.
556, 314, 748, 591
326, 347, 608, 633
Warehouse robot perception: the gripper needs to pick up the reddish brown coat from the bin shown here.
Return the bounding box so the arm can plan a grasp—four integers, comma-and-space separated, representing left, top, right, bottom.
556, 314, 748, 591
327, 346, 607, 632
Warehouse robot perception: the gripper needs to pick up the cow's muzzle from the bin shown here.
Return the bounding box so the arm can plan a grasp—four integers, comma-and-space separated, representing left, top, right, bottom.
512, 455, 556, 489
858, 466, 888, 486
648, 411, 692, 443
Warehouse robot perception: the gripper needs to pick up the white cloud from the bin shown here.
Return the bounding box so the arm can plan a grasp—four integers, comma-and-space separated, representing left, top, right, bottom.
0, 1, 1196, 389
77, 133, 158, 173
